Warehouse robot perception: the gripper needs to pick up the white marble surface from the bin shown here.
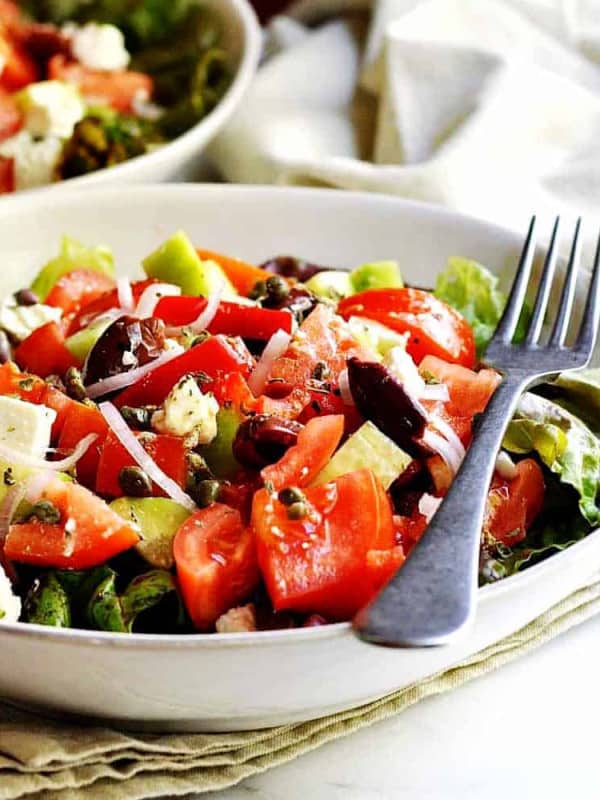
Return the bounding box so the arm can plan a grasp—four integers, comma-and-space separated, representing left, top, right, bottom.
197, 614, 600, 799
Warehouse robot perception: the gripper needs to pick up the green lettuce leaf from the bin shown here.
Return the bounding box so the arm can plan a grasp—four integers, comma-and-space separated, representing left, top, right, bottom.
503, 392, 600, 525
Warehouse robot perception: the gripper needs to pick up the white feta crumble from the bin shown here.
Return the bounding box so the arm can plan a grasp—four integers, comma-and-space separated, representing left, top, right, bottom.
152, 375, 219, 447
66, 23, 130, 71
0, 565, 21, 624
0, 396, 56, 458
215, 604, 257, 633
384, 345, 426, 400
0, 295, 62, 341
418, 493, 442, 523
0, 131, 62, 190
16, 81, 85, 139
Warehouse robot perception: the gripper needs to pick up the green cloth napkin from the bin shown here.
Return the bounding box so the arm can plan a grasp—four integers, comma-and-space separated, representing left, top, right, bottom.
1, 577, 599, 800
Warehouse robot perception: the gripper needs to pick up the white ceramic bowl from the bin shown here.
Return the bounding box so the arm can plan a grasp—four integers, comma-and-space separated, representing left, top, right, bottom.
1, 0, 261, 195
0, 185, 598, 733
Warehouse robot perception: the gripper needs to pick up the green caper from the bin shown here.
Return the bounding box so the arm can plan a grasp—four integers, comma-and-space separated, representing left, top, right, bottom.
312, 361, 329, 381
286, 501, 308, 520
25, 500, 61, 524
278, 487, 306, 506
249, 280, 267, 301
64, 367, 89, 402
76, 117, 109, 152
121, 405, 156, 431
265, 275, 290, 305
192, 479, 220, 508
186, 452, 213, 492
118, 466, 153, 498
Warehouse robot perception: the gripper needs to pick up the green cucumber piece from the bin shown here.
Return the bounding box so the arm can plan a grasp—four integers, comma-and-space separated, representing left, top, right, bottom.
200, 407, 241, 479
350, 261, 403, 292
65, 316, 113, 361
305, 270, 353, 301
110, 497, 191, 569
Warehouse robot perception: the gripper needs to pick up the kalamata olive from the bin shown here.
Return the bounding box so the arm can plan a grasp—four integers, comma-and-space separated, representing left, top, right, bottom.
22, 24, 71, 63
347, 358, 428, 456
263, 286, 319, 324
83, 316, 166, 386
259, 256, 334, 283
118, 466, 153, 498
0, 331, 11, 364
14, 288, 38, 306
389, 461, 433, 516
233, 415, 303, 468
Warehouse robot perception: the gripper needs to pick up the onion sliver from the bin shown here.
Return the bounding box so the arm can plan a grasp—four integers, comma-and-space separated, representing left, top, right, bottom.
99, 401, 196, 512
420, 383, 449, 402
248, 329, 291, 396
430, 414, 466, 462
86, 345, 184, 399
135, 282, 180, 319
117, 277, 134, 312
338, 369, 354, 406
422, 428, 463, 475
0, 433, 97, 472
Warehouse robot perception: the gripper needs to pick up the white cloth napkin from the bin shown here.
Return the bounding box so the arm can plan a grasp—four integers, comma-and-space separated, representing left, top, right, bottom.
208, 0, 600, 258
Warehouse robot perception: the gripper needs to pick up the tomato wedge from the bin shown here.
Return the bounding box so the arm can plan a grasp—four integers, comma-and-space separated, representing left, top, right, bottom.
0, 89, 21, 143
0, 155, 14, 193
0, 361, 45, 402
58, 402, 108, 490
261, 414, 344, 492
45, 269, 116, 316
338, 288, 476, 368
5, 475, 140, 569
253, 468, 397, 619
67, 279, 156, 335
173, 503, 259, 631
484, 459, 545, 547
0, 33, 38, 90
48, 54, 152, 113
14, 321, 78, 378
419, 355, 500, 417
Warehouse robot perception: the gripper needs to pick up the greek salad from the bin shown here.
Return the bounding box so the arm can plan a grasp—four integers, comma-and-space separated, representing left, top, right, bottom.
0, 233, 598, 634
0, 1, 229, 193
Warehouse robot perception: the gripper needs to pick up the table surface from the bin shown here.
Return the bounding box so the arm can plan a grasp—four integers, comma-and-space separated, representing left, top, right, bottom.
194, 613, 600, 799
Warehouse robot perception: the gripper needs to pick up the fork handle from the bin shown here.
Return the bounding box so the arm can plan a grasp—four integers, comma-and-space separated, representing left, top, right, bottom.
353, 372, 528, 647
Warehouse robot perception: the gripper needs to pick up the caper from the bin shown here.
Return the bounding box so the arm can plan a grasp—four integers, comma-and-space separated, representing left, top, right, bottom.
249, 280, 267, 301
64, 367, 88, 402
312, 362, 329, 381
264, 275, 290, 306
286, 501, 308, 520
25, 500, 61, 524
118, 466, 153, 498
192, 479, 220, 508
120, 405, 155, 431
14, 288, 38, 306
278, 487, 306, 506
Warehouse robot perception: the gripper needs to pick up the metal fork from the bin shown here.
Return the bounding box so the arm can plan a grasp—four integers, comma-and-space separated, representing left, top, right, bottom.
353, 217, 600, 647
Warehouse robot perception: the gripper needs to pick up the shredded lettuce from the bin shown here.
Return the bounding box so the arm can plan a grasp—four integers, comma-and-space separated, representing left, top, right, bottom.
503, 392, 600, 525
30, 236, 115, 301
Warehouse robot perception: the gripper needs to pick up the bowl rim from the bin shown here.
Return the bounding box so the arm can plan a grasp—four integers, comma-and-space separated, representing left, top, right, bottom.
0, 0, 262, 198
0, 182, 596, 650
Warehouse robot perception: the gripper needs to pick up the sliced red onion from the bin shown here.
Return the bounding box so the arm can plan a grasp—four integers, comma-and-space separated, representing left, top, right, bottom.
422, 428, 463, 475
495, 450, 517, 480
0, 433, 97, 472
135, 282, 180, 319
99, 402, 196, 512
430, 414, 466, 463
86, 345, 184, 399
117, 277, 134, 312
338, 369, 355, 406
418, 492, 442, 523
248, 329, 292, 396
420, 383, 449, 402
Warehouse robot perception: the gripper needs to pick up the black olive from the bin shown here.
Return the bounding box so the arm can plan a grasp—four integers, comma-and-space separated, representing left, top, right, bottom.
259, 256, 334, 283
233, 415, 303, 468
83, 316, 166, 386
14, 288, 39, 306
347, 357, 428, 456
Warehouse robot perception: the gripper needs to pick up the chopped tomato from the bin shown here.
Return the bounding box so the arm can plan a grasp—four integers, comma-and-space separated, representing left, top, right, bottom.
338, 288, 476, 368
58, 402, 108, 489
154, 296, 294, 340
115, 335, 251, 409
48, 54, 152, 113
14, 322, 78, 378
0, 155, 14, 192
45, 269, 116, 316
96, 430, 187, 499
484, 459, 545, 547
0, 89, 21, 142
173, 503, 259, 631
419, 355, 500, 417
261, 414, 344, 491
40, 384, 77, 442
196, 249, 273, 297
0, 361, 45, 402
4, 475, 140, 569
393, 511, 428, 556
253, 468, 397, 619
0, 33, 38, 90
297, 385, 363, 434
67, 278, 156, 335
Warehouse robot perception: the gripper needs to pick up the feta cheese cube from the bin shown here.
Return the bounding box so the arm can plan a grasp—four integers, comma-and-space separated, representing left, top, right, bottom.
0, 296, 62, 341
152, 375, 219, 446
0, 396, 55, 458
0, 131, 62, 191
16, 81, 85, 140
67, 23, 130, 72
0, 565, 21, 624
